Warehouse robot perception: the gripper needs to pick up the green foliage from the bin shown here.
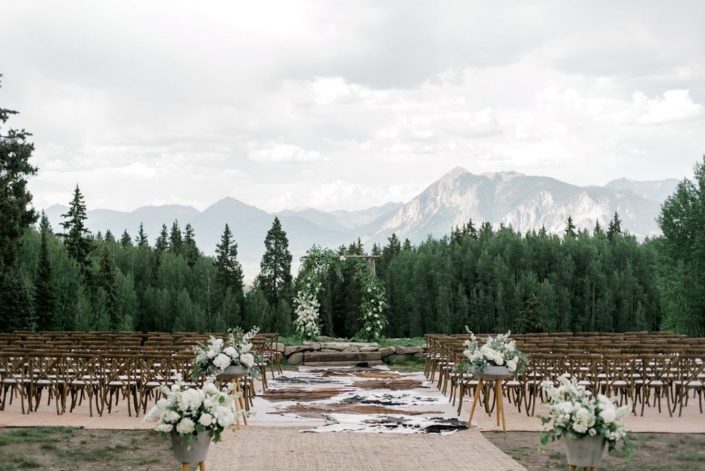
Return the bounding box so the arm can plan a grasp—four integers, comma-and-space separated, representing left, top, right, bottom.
0, 76, 38, 273
657, 156, 705, 336
59, 186, 92, 276
257, 217, 293, 308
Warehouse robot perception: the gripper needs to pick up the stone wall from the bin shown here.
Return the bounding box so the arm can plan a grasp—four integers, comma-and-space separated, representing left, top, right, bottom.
275, 341, 426, 366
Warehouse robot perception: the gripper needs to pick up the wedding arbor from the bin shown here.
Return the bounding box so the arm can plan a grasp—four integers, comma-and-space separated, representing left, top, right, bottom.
294, 247, 387, 341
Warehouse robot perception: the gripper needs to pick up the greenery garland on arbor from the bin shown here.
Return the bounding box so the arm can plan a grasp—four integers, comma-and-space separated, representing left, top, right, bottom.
293, 246, 387, 341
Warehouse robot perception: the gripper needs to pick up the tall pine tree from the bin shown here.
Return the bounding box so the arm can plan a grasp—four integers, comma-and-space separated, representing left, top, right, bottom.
0, 75, 38, 273
214, 224, 244, 300
35, 212, 56, 330
257, 217, 293, 306
60, 185, 92, 275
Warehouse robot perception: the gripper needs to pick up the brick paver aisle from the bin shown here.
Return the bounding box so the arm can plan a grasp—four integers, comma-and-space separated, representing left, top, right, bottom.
209, 426, 525, 471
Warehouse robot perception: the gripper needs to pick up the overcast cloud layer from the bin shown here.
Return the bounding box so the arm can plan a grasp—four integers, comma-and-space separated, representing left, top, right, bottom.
1, 0, 704, 212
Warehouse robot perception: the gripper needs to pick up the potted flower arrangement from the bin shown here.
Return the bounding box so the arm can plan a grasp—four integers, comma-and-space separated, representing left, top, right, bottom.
458, 331, 527, 379
192, 327, 260, 378
145, 376, 236, 467
540, 374, 632, 468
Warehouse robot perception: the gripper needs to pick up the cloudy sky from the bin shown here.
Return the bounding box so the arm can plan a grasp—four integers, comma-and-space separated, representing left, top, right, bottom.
1, 0, 704, 212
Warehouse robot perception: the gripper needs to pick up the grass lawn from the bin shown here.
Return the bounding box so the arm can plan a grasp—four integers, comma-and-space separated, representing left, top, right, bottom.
0, 427, 173, 471
484, 431, 705, 471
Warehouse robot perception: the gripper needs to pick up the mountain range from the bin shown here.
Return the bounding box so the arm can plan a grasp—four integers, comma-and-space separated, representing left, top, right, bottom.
43, 168, 679, 279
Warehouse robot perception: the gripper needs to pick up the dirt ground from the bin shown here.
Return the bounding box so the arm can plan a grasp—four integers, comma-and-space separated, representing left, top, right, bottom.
484, 431, 705, 471
3, 427, 705, 471
0, 427, 174, 471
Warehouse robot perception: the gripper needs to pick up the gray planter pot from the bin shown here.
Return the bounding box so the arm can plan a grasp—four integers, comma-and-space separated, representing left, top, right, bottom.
171, 431, 211, 464
476, 365, 512, 380
223, 364, 248, 376
563, 434, 606, 468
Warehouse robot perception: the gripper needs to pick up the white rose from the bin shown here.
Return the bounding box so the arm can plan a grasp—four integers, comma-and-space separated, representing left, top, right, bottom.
176, 417, 195, 435
199, 413, 213, 427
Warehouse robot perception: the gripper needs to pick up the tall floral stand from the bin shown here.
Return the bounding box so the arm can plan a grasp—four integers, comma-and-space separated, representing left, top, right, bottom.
217, 366, 249, 428
467, 366, 512, 432
171, 431, 210, 471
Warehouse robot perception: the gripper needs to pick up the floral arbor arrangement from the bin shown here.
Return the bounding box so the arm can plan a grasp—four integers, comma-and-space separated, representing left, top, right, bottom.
145, 377, 236, 470
459, 331, 527, 432
293, 246, 388, 341
540, 374, 632, 470
192, 327, 261, 378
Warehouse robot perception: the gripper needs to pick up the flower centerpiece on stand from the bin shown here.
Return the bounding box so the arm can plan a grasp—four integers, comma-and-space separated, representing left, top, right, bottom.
145, 377, 236, 468
192, 327, 260, 378
540, 374, 632, 469
458, 330, 528, 379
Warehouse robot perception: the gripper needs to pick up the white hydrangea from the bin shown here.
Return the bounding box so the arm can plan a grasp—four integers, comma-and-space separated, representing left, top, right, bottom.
198, 413, 213, 427
213, 353, 232, 371
176, 417, 195, 435
240, 353, 255, 368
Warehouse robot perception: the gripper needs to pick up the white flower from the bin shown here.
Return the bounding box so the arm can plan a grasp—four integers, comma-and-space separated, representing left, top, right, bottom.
176, 417, 195, 435
600, 407, 616, 424
203, 382, 218, 395
163, 410, 180, 423
507, 357, 518, 372
206, 349, 217, 359
213, 353, 232, 371
155, 423, 174, 433
340, 255, 346, 261
241, 353, 255, 368
199, 413, 214, 427
224, 346, 237, 358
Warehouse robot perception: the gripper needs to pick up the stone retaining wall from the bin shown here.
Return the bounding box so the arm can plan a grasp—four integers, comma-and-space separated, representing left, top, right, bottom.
275, 341, 426, 366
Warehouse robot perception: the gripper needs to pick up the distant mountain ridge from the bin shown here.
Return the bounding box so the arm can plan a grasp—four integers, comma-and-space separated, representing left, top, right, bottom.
43, 169, 677, 279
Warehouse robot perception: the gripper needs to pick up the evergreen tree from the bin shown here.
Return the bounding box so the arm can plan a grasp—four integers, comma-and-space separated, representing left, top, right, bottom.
136, 223, 149, 248
60, 185, 92, 274
0, 273, 35, 331
564, 216, 577, 239
183, 223, 199, 269
104, 229, 116, 244
155, 224, 169, 253
97, 244, 119, 329
593, 220, 603, 236
120, 229, 132, 248
169, 220, 183, 254
607, 212, 622, 240
214, 224, 244, 297
244, 286, 271, 329
0, 76, 38, 273
257, 217, 293, 307
35, 212, 56, 330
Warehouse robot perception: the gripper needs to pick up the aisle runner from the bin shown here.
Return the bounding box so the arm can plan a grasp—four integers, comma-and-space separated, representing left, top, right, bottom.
252, 366, 467, 433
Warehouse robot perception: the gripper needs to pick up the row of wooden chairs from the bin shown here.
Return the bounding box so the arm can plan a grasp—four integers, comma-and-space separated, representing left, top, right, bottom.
425, 332, 705, 420
0, 331, 284, 416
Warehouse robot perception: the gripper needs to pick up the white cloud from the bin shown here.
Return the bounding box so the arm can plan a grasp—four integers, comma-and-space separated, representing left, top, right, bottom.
0, 0, 703, 212
248, 142, 325, 163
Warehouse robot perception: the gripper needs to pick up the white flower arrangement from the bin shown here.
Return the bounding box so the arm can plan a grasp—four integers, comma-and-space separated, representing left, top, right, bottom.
540, 374, 632, 455
192, 327, 260, 378
144, 376, 236, 443
293, 290, 321, 340
357, 276, 387, 341
458, 330, 527, 375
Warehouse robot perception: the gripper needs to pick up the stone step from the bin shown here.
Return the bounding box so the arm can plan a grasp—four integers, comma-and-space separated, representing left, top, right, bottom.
302, 351, 382, 366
